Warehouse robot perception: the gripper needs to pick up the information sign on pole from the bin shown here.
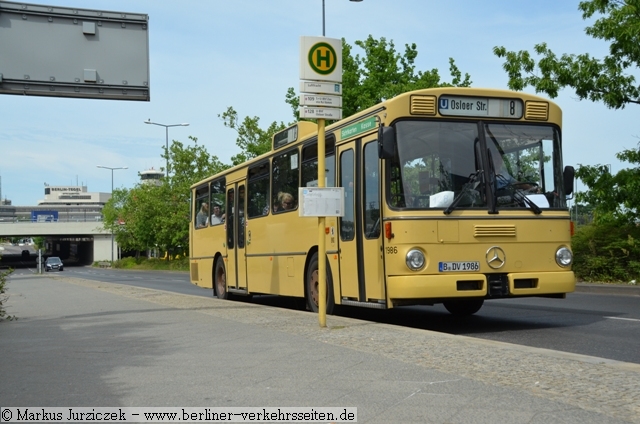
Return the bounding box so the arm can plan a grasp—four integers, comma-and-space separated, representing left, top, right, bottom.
299, 94, 343, 107
299, 107, 342, 120
299, 36, 344, 327
300, 36, 342, 83
298, 187, 345, 217
300, 81, 342, 95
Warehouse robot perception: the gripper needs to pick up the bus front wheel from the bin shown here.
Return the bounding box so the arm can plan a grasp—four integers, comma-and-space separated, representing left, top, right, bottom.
443, 298, 484, 316
214, 257, 228, 300
306, 252, 335, 315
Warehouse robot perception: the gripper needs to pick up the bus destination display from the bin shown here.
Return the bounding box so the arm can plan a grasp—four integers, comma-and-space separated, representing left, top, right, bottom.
273, 125, 298, 149
438, 96, 523, 119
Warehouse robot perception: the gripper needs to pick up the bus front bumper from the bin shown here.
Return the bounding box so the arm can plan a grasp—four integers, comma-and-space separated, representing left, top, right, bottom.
387, 271, 576, 300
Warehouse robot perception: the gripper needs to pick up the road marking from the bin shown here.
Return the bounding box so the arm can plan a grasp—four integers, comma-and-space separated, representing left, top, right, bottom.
605, 316, 640, 322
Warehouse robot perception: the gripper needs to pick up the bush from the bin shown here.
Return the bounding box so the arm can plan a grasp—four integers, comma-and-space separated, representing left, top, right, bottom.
0, 266, 16, 321
572, 222, 640, 283
107, 257, 189, 271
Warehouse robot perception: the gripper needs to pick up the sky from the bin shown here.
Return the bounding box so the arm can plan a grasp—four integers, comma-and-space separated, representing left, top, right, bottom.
1, 0, 637, 206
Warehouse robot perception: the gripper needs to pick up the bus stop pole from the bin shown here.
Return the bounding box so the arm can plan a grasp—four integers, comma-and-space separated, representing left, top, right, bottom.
317, 118, 327, 328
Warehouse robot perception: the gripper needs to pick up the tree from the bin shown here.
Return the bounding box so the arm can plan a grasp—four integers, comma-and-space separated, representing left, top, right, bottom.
575, 144, 640, 224
286, 36, 472, 119
101, 136, 227, 259
494, 0, 640, 225
218, 107, 288, 165
101, 187, 147, 257
571, 219, 640, 282
494, 0, 640, 109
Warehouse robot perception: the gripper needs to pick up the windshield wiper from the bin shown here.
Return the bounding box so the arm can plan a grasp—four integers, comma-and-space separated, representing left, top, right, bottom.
514, 190, 542, 214
444, 170, 482, 215
496, 175, 542, 215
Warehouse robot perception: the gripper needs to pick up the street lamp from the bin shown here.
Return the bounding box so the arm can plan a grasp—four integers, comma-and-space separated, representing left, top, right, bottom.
144, 120, 190, 177
97, 165, 128, 264
322, 0, 363, 36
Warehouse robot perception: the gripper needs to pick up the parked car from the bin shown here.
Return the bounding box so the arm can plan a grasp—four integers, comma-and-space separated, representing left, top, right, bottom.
45, 257, 64, 272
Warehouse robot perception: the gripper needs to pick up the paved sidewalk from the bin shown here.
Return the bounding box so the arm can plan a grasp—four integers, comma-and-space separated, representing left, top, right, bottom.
1, 274, 639, 423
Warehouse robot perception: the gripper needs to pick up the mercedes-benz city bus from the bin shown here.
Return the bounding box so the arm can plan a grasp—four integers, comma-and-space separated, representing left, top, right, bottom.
189, 87, 575, 316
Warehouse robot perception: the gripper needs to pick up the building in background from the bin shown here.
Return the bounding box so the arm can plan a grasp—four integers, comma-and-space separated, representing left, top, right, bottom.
1, 184, 108, 223
139, 168, 163, 186
1, 169, 160, 223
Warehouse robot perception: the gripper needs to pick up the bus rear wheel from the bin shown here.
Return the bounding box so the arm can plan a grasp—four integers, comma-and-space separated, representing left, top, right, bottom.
214, 257, 228, 300
443, 298, 484, 316
306, 252, 335, 315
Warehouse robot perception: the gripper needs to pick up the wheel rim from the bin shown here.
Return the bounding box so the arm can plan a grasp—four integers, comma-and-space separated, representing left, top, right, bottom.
309, 268, 319, 306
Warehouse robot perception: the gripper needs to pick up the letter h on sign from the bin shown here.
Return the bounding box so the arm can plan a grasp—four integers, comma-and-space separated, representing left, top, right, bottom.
316, 48, 331, 68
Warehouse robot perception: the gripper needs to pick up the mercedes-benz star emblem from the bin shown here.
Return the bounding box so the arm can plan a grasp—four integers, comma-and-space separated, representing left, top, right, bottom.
486, 246, 506, 269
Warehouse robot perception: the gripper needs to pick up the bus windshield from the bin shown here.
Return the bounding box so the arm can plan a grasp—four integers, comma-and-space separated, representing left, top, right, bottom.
389, 120, 566, 210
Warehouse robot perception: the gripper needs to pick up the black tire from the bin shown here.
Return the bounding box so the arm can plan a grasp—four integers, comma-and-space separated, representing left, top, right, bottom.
443, 298, 484, 316
214, 256, 228, 300
305, 252, 335, 315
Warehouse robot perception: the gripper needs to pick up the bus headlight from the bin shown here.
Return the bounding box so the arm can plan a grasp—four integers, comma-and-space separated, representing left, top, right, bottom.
555, 247, 573, 267
406, 249, 426, 271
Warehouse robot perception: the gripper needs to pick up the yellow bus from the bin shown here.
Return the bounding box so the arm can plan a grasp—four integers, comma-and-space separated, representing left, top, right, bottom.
189, 87, 575, 316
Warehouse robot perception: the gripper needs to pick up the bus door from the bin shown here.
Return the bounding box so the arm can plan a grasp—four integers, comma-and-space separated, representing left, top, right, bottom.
337, 139, 385, 305
225, 183, 247, 292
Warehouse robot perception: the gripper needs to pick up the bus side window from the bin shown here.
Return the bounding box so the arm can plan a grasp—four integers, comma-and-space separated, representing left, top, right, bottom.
194, 185, 209, 229
272, 148, 300, 213
209, 178, 226, 225
340, 149, 355, 241
363, 142, 380, 239
237, 186, 245, 248
247, 162, 270, 218
301, 137, 336, 188
226, 189, 234, 248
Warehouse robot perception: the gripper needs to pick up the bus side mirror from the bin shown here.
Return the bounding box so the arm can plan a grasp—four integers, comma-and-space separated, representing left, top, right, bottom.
378, 125, 395, 159
563, 166, 575, 195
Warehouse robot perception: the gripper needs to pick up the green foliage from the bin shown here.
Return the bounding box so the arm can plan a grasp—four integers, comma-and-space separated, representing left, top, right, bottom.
110, 256, 189, 271
345, 37, 472, 116
0, 265, 16, 321
218, 107, 288, 165
32, 237, 45, 250
494, 0, 640, 109
101, 136, 228, 258
575, 142, 640, 224
572, 222, 640, 282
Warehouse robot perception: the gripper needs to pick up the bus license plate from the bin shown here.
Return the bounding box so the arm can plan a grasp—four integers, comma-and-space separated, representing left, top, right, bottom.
439, 261, 480, 272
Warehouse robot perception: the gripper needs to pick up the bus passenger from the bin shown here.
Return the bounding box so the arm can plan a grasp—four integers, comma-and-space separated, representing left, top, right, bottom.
275, 192, 295, 212
196, 203, 209, 228
210, 204, 224, 225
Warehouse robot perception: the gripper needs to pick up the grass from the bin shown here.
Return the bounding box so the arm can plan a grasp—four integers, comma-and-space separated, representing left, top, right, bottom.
95, 257, 189, 272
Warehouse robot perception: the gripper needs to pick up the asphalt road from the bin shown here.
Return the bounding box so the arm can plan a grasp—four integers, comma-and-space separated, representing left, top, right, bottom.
8, 266, 640, 365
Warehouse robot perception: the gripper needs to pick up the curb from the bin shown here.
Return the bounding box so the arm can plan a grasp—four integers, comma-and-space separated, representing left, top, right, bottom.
575, 282, 640, 296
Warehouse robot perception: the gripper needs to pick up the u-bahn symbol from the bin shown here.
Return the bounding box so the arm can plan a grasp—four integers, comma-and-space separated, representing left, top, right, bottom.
308, 42, 337, 76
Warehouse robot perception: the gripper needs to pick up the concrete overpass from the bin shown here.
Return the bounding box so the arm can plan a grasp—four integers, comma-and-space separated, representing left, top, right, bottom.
0, 221, 116, 262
